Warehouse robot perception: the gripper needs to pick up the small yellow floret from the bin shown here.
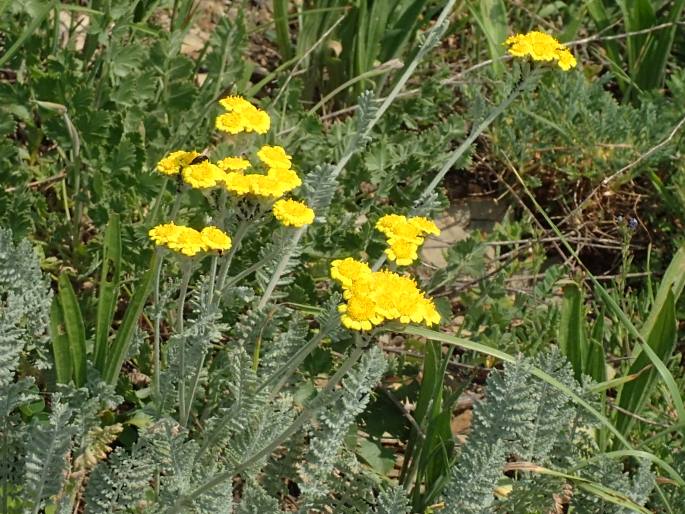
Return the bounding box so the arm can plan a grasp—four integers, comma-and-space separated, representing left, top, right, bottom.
215, 112, 245, 135
156, 150, 200, 176
149, 222, 181, 246
257, 145, 292, 169
385, 240, 419, 266
217, 156, 251, 171
200, 226, 232, 251
330, 257, 372, 288
218, 95, 253, 113
272, 198, 315, 227
182, 161, 226, 189
242, 107, 271, 134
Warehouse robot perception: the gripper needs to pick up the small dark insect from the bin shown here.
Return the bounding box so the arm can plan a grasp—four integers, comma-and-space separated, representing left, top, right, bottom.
189, 155, 209, 165
627, 217, 638, 230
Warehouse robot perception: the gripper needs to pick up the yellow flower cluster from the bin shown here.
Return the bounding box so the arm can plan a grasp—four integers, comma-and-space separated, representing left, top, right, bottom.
156, 145, 302, 199
223, 145, 301, 199
215, 95, 270, 135
272, 198, 315, 227
504, 31, 577, 71
149, 223, 232, 257
331, 257, 440, 331
156, 150, 201, 176
375, 214, 440, 266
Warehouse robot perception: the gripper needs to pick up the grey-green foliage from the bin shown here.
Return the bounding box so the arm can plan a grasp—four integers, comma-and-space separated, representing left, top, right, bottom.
571, 458, 655, 514
256, 229, 303, 292
23, 397, 75, 513
442, 348, 584, 514
0, 228, 52, 385
373, 483, 412, 514
491, 71, 670, 187
84, 445, 156, 513
299, 345, 387, 501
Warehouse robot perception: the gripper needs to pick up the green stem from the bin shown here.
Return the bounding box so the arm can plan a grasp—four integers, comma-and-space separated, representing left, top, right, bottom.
261, 330, 326, 399
152, 252, 165, 405
215, 220, 249, 299
177, 263, 192, 426
166, 342, 366, 513
180, 254, 220, 427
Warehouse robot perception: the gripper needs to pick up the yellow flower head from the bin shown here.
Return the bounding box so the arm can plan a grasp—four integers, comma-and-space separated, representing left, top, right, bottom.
200, 226, 232, 251
217, 156, 251, 172
331, 263, 440, 331
182, 161, 226, 189
242, 107, 271, 134
166, 226, 206, 256
250, 174, 283, 198
215, 112, 245, 135
409, 216, 440, 236
149, 222, 182, 246
156, 150, 201, 176
272, 198, 315, 227
218, 95, 253, 113
338, 295, 383, 331
267, 167, 302, 191
504, 31, 576, 71
376, 214, 407, 237
223, 171, 252, 195
257, 145, 292, 169
216, 95, 271, 135
556, 48, 577, 71
385, 240, 419, 266
330, 257, 372, 288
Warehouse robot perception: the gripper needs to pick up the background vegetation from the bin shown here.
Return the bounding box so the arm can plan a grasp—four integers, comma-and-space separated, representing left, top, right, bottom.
1, 0, 684, 512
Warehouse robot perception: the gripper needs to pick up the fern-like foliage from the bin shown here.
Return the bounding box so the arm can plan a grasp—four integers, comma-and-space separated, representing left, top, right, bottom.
84, 445, 156, 513
442, 348, 583, 514
303, 163, 339, 220
373, 483, 411, 514
0, 228, 52, 385
299, 345, 387, 502
256, 229, 303, 294
571, 457, 655, 514
23, 397, 75, 513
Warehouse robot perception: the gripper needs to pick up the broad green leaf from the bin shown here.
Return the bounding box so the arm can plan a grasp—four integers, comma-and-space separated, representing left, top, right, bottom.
559, 282, 587, 381
586, 313, 606, 383
49, 299, 72, 385
94, 213, 121, 372
103, 254, 157, 385
616, 290, 677, 437
57, 275, 87, 387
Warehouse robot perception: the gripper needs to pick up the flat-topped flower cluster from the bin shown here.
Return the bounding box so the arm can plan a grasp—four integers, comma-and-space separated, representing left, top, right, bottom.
150, 96, 316, 257
330, 256, 440, 331
149, 224, 231, 257
505, 31, 577, 71
375, 214, 440, 266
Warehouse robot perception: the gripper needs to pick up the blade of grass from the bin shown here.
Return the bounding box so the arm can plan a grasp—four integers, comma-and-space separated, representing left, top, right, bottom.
559, 281, 587, 381
58, 275, 87, 387
0, 1, 53, 68
102, 253, 158, 385
272, 0, 293, 59
616, 289, 676, 437
93, 213, 121, 372
49, 299, 72, 385
469, 0, 508, 75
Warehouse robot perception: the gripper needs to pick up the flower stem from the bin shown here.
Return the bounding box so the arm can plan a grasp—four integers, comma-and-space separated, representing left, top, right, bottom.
176, 262, 192, 426
214, 220, 249, 301
165, 340, 366, 513
152, 252, 165, 405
